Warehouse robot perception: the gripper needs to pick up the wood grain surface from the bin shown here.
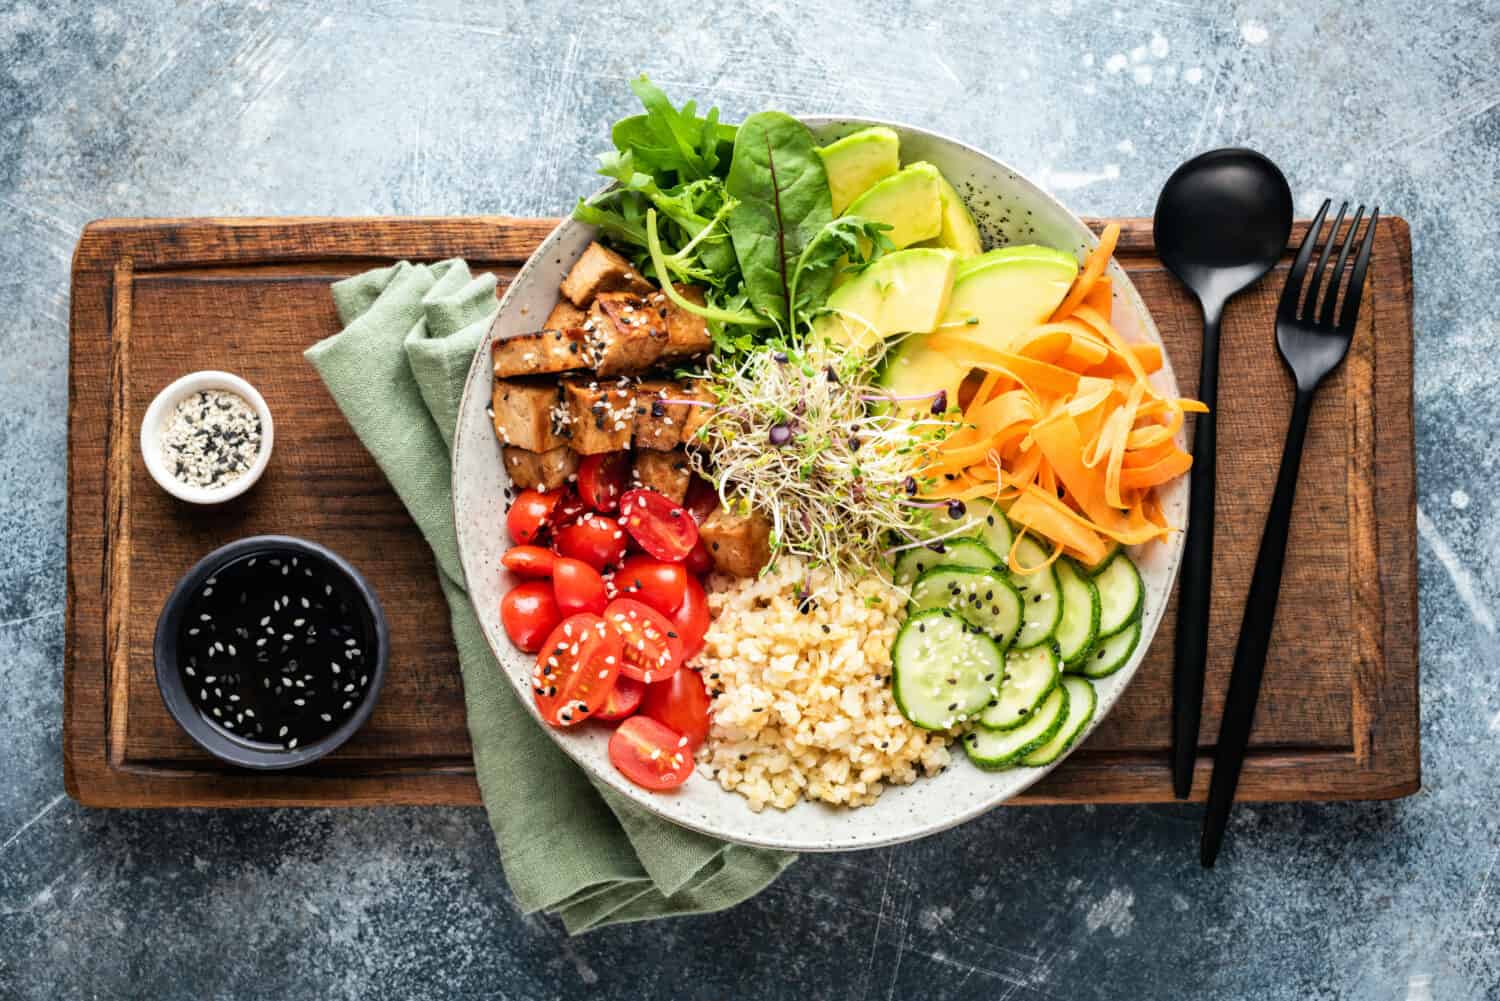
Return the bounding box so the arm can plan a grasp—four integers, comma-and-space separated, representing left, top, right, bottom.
63, 215, 1418, 808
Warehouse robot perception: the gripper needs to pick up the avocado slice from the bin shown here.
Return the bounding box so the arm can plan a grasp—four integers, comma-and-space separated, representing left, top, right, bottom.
812, 248, 958, 354
877, 332, 971, 416
941, 246, 1079, 349
919, 171, 984, 258
817, 127, 900, 215
844, 162, 944, 250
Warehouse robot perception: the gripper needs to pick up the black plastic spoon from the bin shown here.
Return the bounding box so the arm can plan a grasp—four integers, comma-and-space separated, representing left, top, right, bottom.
1153, 149, 1292, 800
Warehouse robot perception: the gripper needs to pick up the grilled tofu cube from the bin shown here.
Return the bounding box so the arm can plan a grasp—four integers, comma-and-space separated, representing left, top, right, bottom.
586, 292, 669, 376
491, 379, 567, 451
658, 286, 712, 360
561, 377, 636, 454
559, 241, 653, 307
544, 299, 588, 331
491, 326, 591, 379
503, 445, 578, 491
632, 448, 692, 502
699, 505, 773, 578
631, 379, 716, 450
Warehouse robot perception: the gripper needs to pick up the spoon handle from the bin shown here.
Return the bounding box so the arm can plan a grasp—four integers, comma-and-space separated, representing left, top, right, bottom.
1170, 299, 1222, 799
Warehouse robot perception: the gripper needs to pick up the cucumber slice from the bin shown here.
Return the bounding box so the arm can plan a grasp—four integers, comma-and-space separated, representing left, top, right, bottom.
893, 538, 998, 588
891, 609, 1005, 730
963, 683, 1068, 770
1093, 550, 1144, 638
1074, 616, 1141, 679
1083, 541, 1122, 574
966, 498, 1013, 560
1054, 558, 1101, 667
908, 566, 1022, 648
1021, 676, 1097, 766
1006, 535, 1062, 649
979, 644, 1060, 731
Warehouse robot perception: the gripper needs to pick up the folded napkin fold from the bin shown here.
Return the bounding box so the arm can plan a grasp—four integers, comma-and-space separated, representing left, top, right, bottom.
306, 259, 794, 933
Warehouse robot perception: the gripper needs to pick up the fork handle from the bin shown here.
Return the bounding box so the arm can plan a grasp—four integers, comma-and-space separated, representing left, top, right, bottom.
1201, 387, 1315, 867
1170, 299, 1223, 799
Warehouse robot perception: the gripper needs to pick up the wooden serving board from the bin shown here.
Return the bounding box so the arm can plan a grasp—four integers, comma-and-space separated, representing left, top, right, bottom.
63, 215, 1418, 809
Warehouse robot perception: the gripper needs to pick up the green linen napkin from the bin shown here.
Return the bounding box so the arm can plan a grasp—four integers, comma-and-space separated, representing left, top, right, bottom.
305, 259, 794, 933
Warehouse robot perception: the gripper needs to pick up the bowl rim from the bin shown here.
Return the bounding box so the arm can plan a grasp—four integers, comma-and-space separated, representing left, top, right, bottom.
452, 114, 1186, 850
152, 534, 390, 770
140, 370, 275, 505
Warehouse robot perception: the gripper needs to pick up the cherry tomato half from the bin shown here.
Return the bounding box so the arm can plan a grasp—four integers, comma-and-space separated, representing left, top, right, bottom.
669, 575, 711, 661
533, 613, 621, 727
619, 489, 698, 562
501, 545, 556, 578
639, 669, 712, 749
553, 486, 588, 527
507, 489, 562, 546
683, 538, 714, 576
578, 452, 631, 513
554, 512, 629, 571
594, 675, 645, 721
603, 597, 682, 684
500, 581, 562, 653
610, 556, 687, 616
608, 715, 694, 790
552, 557, 608, 617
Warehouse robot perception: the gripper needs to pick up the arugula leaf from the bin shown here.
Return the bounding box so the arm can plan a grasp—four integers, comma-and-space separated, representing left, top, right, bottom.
645, 209, 771, 329
611, 75, 730, 181
723, 112, 834, 331
786, 215, 894, 324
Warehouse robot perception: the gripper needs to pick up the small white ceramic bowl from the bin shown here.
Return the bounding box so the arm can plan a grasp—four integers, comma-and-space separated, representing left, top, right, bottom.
140, 370, 274, 505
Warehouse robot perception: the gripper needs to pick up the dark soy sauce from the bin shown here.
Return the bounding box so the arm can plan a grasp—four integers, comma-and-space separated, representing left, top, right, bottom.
177, 549, 378, 751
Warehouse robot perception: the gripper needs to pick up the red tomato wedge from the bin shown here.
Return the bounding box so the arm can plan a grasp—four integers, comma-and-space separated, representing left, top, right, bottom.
554, 512, 629, 571
639, 669, 712, 749
552, 558, 608, 616
501, 545, 555, 578
683, 538, 714, 576
507, 489, 562, 546
619, 489, 698, 562
533, 613, 621, 727
608, 716, 694, 790
594, 675, 645, 721
669, 575, 711, 660
609, 556, 687, 616
683, 476, 720, 524
500, 581, 561, 653
603, 597, 682, 683
578, 452, 631, 512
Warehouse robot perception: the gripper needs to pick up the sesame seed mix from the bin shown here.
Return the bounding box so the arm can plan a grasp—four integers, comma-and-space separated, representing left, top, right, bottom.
177, 549, 377, 750
159, 390, 262, 489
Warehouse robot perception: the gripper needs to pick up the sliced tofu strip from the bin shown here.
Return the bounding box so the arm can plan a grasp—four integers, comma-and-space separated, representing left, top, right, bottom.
631, 379, 717, 450
587, 292, 669, 376
491, 326, 593, 379
544, 299, 588, 331
560, 377, 636, 454
699, 505, 773, 578
559, 241, 653, 307
503, 445, 579, 491
491, 378, 567, 451
658, 286, 712, 360
632, 448, 692, 502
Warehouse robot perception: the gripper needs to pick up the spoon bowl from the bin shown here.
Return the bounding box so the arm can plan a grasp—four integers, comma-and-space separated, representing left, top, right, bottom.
1155, 148, 1293, 304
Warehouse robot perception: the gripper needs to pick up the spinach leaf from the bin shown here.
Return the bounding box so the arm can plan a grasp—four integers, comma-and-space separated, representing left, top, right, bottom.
787, 215, 894, 324
723, 112, 834, 331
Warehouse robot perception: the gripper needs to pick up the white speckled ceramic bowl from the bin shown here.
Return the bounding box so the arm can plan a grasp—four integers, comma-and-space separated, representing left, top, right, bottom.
453, 118, 1186, 852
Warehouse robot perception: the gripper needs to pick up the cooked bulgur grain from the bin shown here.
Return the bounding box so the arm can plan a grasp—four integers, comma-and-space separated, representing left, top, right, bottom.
695, 557, 950, 811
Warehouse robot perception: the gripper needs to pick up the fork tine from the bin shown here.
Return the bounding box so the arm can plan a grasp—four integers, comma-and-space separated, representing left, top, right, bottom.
1279, 199, 1330, 321
1337, 208, 1380, 335
1319, 205, 1365, 328
1302, 202, 1348, 324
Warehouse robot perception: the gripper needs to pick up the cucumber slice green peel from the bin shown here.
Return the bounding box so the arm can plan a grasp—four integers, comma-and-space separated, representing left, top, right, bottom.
1021, 676, 1097, 766
1054, 557, 1101, 668
1093, 550, 1144, 639
979, 643, 1060, 730
908, 566, 1023, 649
963, 683, 1068, 770
890, 609, 1005, 730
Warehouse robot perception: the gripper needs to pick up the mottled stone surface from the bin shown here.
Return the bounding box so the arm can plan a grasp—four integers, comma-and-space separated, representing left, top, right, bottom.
2, 1, 1498, 997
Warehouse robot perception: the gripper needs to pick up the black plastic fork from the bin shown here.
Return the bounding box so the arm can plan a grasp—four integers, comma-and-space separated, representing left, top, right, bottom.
1200, 200, 1380, 867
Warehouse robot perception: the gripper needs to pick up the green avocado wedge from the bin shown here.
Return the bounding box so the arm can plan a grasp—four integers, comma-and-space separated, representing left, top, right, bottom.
817, 127, 900, 215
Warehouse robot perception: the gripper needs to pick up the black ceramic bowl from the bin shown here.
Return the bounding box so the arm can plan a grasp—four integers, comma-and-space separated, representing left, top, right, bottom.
154, 535, 389, 770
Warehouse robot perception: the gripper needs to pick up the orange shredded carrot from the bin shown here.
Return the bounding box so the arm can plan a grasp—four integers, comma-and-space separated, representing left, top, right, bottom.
915, 225, 1204, 570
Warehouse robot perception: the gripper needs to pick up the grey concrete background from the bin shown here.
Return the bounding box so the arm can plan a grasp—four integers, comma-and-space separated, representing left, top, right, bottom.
2, 1, 1497, 998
